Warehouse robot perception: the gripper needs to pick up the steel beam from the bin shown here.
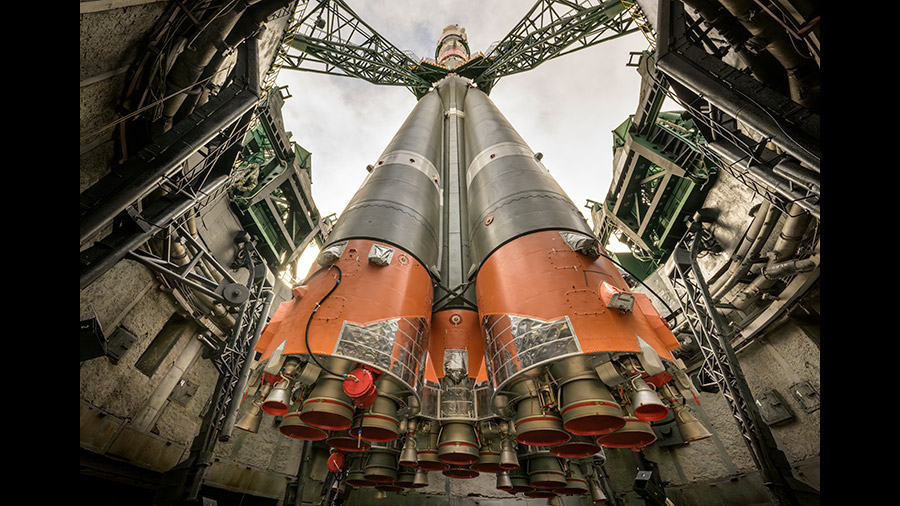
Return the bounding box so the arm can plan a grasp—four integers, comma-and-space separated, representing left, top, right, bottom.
79, 172, 231, 290
153, 238, 274, 505
477, 0, 638, 90
282, 0, 430, 96
668, 221, 813, 506
655, 0, 819, 172
280, 0, 638, 97
80, 0, 163, 14
80, 38, 260, 247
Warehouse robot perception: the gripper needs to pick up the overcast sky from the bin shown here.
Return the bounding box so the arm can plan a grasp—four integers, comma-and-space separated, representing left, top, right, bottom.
274, 1, 665, 279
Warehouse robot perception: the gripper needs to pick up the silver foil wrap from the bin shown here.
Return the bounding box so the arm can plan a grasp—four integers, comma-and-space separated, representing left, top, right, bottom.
317, 241, 348, 265
368, 244, 395, 266
441, 377, 475, 419
559, 231, 601, 257
442, 349, 468, 382
420, 380, 440, 419
474, 381, 493, 419
482, 315, 582, 390
333, 317, 428, 393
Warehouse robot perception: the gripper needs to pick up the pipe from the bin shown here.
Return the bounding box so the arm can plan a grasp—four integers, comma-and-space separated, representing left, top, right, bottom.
707, 139, 819, 219
744, 165, 818, 219
226, 0, 293, 49
656, 51, 818, 171
593, 463, 622, 506
181, 0, 294, 118
756, 254, 818, 280
80, 173, 231, 290
171, 240, 190, 266
80, 75, 259, 247
766, 203, 812, 263
708, 200, 771, 297
716, 0, 819, 111
731, 203, 812, 310
81, 92, 257, 289
679, 0, 788, 94
219, 287, 275, 441
772, 158, 819, 193
654, 1, 819, 171
713, 203, 780, 301
158, 0, 261, 132
770, 0, 820, 64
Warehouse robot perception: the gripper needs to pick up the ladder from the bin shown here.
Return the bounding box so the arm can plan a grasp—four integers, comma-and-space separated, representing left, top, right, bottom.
621, 0, 657, 49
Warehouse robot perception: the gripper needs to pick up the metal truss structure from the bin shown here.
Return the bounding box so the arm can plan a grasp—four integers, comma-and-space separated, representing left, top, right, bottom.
281, 0, 431, 96
229, 88, 324, 275
667, 221, 816, 506
80, 31, 278, 505
153, 235, 275, 505
476, 0, 637, 92
79, 37, 261, 289
279, 0, 640, 97
653, 0, 819, 218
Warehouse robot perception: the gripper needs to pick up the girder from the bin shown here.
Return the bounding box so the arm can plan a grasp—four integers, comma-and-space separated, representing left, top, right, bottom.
281, 0, 431, 97
476, 0, 638, 91
667, 222, 806, 506
279, 0, 640, 97
153, 237, 274, 505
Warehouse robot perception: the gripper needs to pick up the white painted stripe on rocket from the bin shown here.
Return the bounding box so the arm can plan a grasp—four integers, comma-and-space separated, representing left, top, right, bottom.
466, 142, 544, 187
369, 149, 442, 191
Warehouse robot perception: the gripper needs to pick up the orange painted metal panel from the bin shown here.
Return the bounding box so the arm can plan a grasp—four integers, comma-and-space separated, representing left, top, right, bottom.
475, 230, 678, 361
254, 239, 434, 362
428, 310, 487, 383
255, 296, 292, 356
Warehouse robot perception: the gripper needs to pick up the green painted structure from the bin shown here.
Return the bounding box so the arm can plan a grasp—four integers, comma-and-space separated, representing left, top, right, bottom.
593, 105, 717, 280
229, 88, 324, 275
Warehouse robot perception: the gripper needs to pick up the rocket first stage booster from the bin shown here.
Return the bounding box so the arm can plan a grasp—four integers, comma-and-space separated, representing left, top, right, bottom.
463, 81, 692, 450
235, 66, 710, 495
246, 87, 444, 450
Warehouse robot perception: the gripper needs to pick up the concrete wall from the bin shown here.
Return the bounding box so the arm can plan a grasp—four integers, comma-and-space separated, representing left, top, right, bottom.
344, 480, 595, 506
78, 249, 306, 499
610, 147, 820, 505
80, 1, 170, 190
604, 316, 820, 505
80, 2, 305, 501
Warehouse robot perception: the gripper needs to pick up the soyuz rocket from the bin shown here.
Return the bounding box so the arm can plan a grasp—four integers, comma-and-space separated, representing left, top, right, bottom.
236, 25, 711, 496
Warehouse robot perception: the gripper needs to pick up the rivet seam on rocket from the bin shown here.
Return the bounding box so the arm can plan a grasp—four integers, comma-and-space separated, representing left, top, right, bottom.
474, 230, 679, 363
254, 238, 434, 393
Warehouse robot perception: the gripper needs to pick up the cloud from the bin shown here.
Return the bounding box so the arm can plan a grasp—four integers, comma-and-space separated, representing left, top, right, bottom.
276, 1, 653, 224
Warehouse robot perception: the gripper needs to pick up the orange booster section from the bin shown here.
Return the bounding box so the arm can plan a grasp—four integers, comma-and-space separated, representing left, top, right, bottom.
476, 229, 680, 391
236, 66, 715, 461
426, 310, 487, 385
474, 230, 695, 451
255, 238, 434, 395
